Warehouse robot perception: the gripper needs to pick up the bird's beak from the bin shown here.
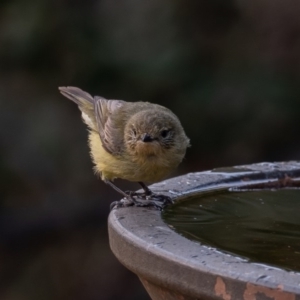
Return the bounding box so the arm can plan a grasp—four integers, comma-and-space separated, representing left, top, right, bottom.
141, 133, 153, 142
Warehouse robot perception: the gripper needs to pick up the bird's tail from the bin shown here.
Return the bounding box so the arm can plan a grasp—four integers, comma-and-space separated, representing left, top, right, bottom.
59, 86, 94, 106
59, 86, 100, 130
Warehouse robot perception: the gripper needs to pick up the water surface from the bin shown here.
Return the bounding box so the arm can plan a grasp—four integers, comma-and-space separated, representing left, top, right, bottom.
163, 189, 300, 271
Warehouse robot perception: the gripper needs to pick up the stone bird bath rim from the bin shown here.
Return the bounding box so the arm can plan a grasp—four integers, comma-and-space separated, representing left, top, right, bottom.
108, 162, 300, 300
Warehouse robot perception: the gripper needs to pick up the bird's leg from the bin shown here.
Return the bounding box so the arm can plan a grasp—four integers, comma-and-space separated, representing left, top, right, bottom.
139, 182, 173, 205
123, 181, 151, 198
105, 180, 140, 210
104, 180, 130, 199
138, 182, 152, 195
106, 180, 173, 210
105, 180, 155, 209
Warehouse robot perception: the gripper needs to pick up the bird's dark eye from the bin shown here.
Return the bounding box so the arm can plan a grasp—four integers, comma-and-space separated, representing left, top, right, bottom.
161, 129, 170, 138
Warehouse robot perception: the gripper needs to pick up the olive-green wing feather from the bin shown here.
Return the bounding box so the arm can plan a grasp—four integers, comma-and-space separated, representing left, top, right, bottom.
94, 97, 126, 155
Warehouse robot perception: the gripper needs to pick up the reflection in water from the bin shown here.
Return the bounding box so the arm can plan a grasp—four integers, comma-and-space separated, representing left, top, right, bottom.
163, 189, 300, 271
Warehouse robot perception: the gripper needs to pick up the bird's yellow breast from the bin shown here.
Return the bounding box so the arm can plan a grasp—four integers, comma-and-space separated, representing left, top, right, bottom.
88, 131, 180, 183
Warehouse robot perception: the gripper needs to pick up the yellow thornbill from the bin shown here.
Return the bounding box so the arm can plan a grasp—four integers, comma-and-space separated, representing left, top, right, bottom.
59, 86, 190, 209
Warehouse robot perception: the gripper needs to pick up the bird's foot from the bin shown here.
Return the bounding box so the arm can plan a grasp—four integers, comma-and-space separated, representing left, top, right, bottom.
126, 189, 173, 202
110, 193, 173, 211
110, 197, 134, 210
132, 190, 173, 207
145, 193, 173, 205
132, 195, 173, 210
124, 190, 148, 198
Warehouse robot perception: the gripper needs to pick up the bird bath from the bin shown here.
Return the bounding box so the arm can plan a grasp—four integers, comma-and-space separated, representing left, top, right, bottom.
108, 162, 300, 300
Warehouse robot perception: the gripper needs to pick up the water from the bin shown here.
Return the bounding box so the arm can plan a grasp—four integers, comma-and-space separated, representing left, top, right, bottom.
163, 189, 300, 271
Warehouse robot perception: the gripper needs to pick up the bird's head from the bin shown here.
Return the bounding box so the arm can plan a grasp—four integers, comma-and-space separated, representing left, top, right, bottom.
124, 109, 189, 159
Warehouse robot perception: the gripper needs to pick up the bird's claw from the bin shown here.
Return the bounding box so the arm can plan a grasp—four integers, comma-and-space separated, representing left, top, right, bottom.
124, 190, 146, 197
146, 193, 173, 204
110, 193, 173, 211
110, 198, 134, 210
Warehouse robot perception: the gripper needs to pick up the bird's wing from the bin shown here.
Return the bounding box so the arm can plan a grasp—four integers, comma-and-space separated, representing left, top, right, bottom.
94, 97, 126, 155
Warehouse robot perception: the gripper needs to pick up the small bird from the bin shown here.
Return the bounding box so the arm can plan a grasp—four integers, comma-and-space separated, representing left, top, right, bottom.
59, 86, 190, 209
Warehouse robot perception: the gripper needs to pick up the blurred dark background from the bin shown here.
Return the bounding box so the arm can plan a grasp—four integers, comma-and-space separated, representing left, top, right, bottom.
1, 0, 300, 299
